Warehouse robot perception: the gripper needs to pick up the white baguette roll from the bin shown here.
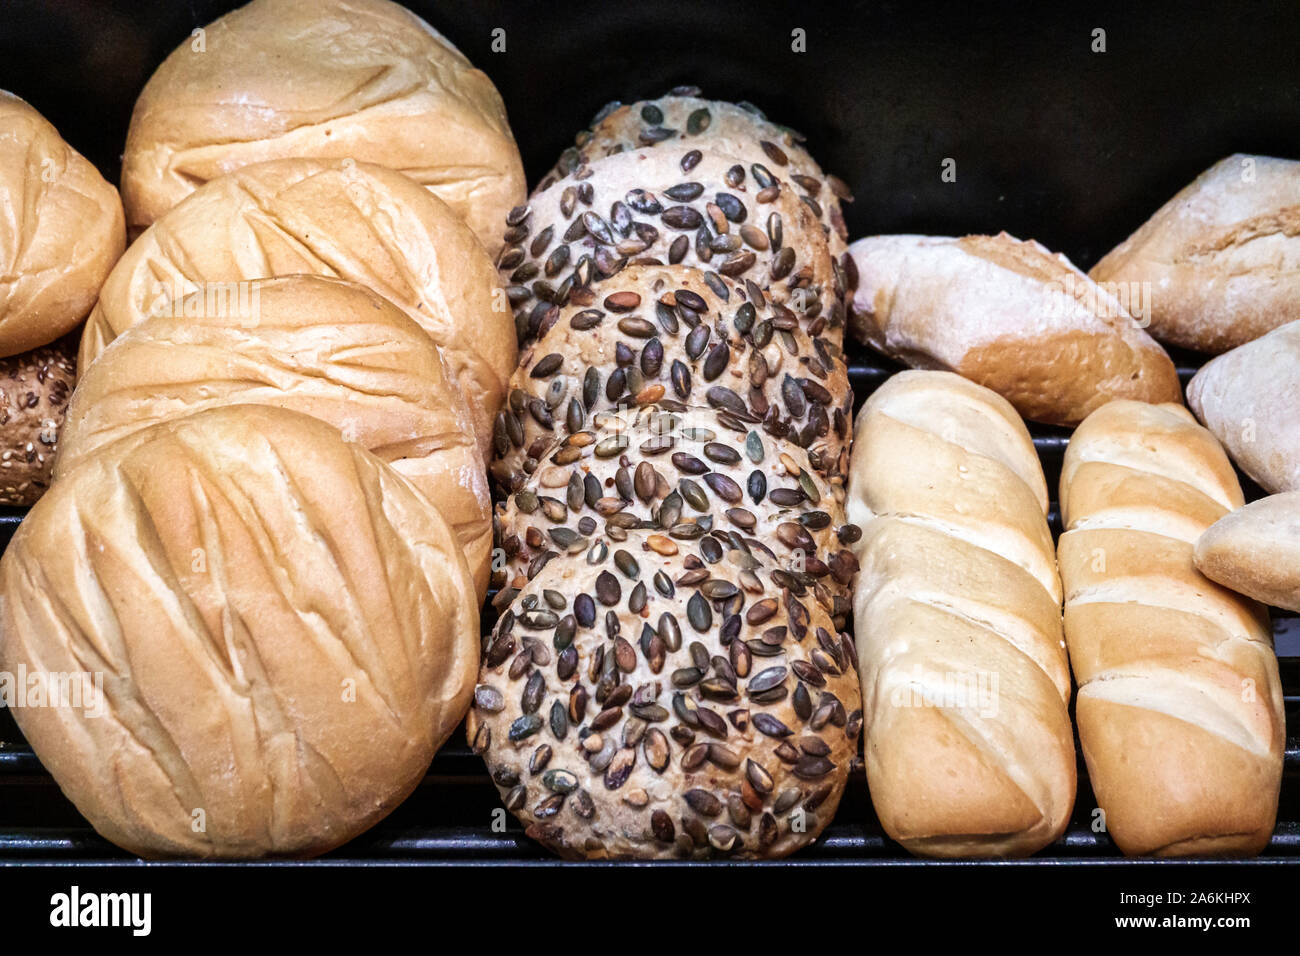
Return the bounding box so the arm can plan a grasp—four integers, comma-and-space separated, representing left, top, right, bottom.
847, 370, 1075, 857
1196, 492, 1300, 613
1059, 400, 1284, 856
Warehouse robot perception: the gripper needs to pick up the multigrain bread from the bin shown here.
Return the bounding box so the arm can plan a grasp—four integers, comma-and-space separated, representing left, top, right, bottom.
1196, 493, 1300, 613
120, 0, 524, 250
0, 334, 76, 505
846, 370, 1075, 857
466, 539, 862, 860
0, 91, 124, 356
58, 276, 494, 597
1187, 320, 1300, 494
496, 264, 852, 487
1090, 154, 1300, 353
1059, 400, 1284, 856
82, 157, 514, 457
847, 233, 1181, 426
503, 147, 842, 349
0, 404, 479, 858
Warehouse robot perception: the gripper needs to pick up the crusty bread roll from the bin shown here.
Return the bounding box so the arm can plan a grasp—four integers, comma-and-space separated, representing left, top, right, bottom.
847, 233, 1182, 426
504, 147, 842, 350
1059, 400, 1284, 856
497, 264, 852, 487
82, 157, 514, 458
1090, 154, 1300, 353
1187, 320, 1300, 494
58, 275, 493, 597
466, 536, 862, 860
0, 404, 479, 858
120, 0, 524, 251
542, 91, 852, 258
846, 370, 1074, 857
0, 333, 76, 506
0, 91, 124, 356
1196, 493, 1300, 613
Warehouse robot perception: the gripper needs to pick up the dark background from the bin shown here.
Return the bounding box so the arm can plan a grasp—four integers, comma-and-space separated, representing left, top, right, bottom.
1, 0, 1298, 269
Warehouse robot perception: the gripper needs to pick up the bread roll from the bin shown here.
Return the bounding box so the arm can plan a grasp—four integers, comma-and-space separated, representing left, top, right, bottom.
120, 0, 524, 251
1059, 400, 1284, 856
466, 537, 862, 860
58, 275, 493, 597
497, 264, 852, 487
0, 334, 76, 505
503, 147, 842, 350
1187, 320, 1300, 494
0, 404, 479, 858
1196, 493, 1300, 613
0, 91, 124, 356
82, 157, 515, 458
1090, 154, 1300, 353
846, 370, 1074, 857
847, 233, 1181, 426
543, 91, 852, 258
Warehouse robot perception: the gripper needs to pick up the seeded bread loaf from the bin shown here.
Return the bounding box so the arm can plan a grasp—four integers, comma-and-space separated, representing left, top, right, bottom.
56, 276, 494, 596
497, 264, 851, 487
503, 147, 842, 350
81, 157, 514, 459
494, 403, 858, 625
1090, 154, 1300, 353
1059, 400, 1284, 856
0, 334, 76, 505
0, 91, 124, 357
1186, 320, 1300, 494
1196, 493, 1300, 613
119, 0, 525, 250
846, 370, 1075, 857
0, 404, 479, 858
543, 91, 852, 259
466, 538, 862, 860
847, 232, 1182, 426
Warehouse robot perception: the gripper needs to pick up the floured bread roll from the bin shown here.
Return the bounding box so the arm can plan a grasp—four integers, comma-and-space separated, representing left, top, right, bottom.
58, 275, 493, 597
0, 404, 479, 858
0, 91, 124, 356
82, 157, 514, 458
120, 0, 524, 250
466, 538, 862, 860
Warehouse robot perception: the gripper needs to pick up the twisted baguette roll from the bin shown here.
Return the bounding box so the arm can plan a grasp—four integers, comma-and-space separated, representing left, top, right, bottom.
1059, 400, 1284, 856
847, 370, 1075, 857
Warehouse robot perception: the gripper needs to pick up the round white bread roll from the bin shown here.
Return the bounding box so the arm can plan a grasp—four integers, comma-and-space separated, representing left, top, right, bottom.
82, 157, 515, 459
0, 404, 479, 859
59, 275, 493, 597
0, 333, 76, 506
0, 91, 124, 356
466, 537, 862, 860
120, 0, 525, 252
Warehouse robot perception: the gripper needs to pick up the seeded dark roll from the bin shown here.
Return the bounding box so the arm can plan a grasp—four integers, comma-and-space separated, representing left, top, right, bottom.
494, 404, 858, 624
493, 264, 852, 487
541, 90, 853, 260
0, 333, 76, 505
500, 148, 843, 351
466, 538, 862, 860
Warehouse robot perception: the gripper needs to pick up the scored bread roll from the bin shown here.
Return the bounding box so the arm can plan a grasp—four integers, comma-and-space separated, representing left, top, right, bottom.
1196, 493, 1300, 613
1090, 154, 1300, 353
81, 157, 514, 458
503, 147, 842, 349
846, 370, 1075, 858
120, 0, 524, 250
58, 275, 493, 597
1187, 320, 1300, 494
498, 264, 852, 487
466, 536, 862, 860
0, 333, 76, 505
0, 91, 125, 356
847, 232, 1181, 426
0, 404, 479, 858
1059, 400, 1284, 856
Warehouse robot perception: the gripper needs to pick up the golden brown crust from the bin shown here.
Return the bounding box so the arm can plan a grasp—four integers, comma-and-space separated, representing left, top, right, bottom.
0, 92, 124, 356
0, 404, 479, 858
0, 333, 76, 505
1195, 492, 1300, 613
